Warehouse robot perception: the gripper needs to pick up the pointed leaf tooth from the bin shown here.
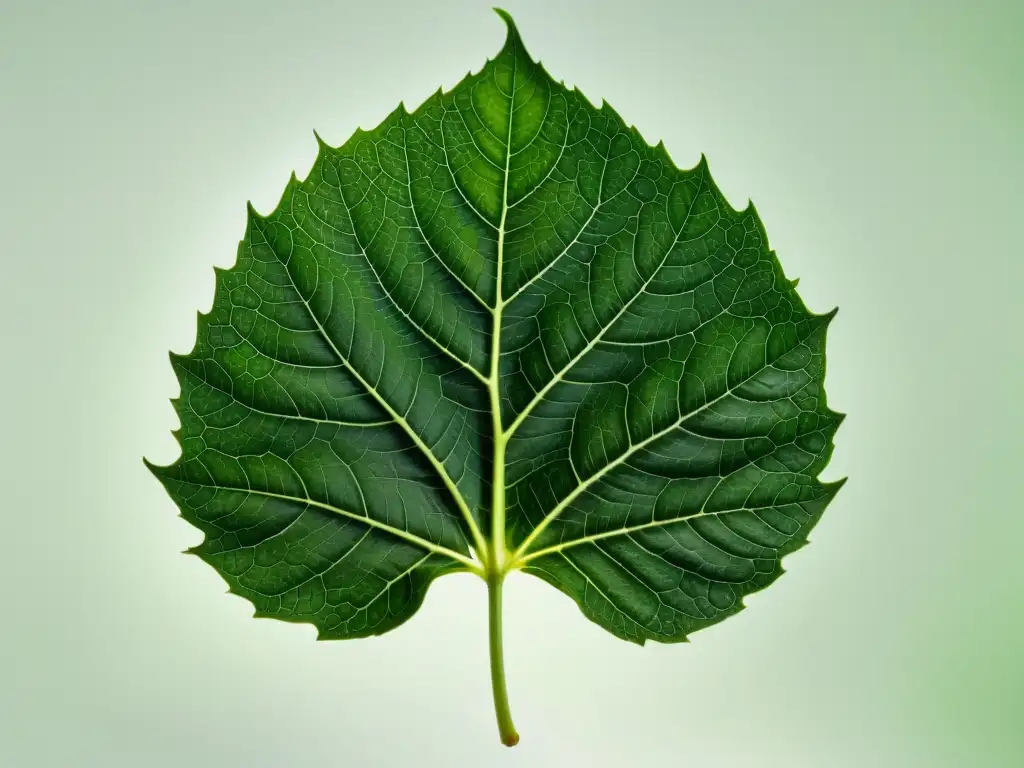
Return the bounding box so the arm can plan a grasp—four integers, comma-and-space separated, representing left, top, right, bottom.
825, 477, 849, 495
651, 138, 675, 166
700, 161, 745, 217
142, 455, 168, 475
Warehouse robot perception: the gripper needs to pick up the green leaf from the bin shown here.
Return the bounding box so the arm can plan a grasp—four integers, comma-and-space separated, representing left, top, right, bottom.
146, 8, 844, 746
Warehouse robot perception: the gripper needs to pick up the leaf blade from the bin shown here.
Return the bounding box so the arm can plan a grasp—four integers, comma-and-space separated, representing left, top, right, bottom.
147, 7, 844, 711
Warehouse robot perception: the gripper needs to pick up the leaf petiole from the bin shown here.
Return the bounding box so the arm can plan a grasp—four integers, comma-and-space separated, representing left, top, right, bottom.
487, 570, 519, 747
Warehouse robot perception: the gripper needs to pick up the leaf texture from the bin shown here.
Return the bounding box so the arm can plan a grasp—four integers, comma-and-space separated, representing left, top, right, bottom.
147, 9, 843, 650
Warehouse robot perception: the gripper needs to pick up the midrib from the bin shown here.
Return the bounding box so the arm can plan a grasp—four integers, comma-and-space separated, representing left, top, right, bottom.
488, 59, 517, 576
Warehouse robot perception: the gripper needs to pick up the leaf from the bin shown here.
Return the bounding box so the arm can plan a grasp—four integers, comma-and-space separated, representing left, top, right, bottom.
146, 9, 844, 747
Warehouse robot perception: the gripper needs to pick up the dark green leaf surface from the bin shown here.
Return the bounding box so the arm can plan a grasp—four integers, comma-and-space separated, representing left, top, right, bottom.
147, 8, 843, 725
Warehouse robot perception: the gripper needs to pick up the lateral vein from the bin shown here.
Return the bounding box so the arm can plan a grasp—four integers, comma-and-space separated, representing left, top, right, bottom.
300, 187, 490, 386
399, 120, 495, 314
516, 501, 802, 565
253, 217, 491, 563
510, 320, 819, 562
503, 165, 706, 440
176, 481, 481, 572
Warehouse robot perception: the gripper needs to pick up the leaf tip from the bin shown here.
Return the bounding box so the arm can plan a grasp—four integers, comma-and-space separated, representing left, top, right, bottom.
492, 7, 515, 27
492, 7, 522, 46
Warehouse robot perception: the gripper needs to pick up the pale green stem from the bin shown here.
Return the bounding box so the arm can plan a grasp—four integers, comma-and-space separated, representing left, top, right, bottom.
487, 570, 519, 747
